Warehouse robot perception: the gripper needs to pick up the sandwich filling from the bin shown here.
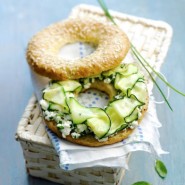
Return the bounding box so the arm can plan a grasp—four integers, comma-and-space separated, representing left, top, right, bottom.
40, 63, 148, 141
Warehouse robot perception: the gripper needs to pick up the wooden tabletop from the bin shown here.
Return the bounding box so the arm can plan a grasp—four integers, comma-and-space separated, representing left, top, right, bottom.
1, 0, 185, 185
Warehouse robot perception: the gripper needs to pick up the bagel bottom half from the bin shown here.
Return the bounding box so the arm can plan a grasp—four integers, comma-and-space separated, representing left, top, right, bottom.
40, 63, 149, 147
45, 97, 148, 147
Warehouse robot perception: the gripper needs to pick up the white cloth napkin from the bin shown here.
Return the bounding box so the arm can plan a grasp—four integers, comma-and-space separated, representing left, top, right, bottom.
31, 41, 167, 171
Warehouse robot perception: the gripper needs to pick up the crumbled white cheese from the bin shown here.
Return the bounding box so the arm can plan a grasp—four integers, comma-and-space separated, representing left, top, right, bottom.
137, 107, 142, 118
57, 120, 72, 138
104, 78, 111, 84
71, 132, 81, 139
76, 124, 87, 133
84, 83, 91, 89
57, 123, 64, 129
55, 115, 62, 123
62, 127, 71, 138
62, 120, 72, 128
115, 94, 122, 99
129, 121, 138, 129
57, 123, 62, 127
63, 114, 71, 121
44, 111, 57, 120
39, 99, 49, 110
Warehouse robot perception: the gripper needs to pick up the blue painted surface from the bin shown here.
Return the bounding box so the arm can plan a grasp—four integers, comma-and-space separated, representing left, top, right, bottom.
0, 0, 185, 184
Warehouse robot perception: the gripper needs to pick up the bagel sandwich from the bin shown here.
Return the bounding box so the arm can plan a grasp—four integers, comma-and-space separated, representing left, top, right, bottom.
27, 18, 149, 146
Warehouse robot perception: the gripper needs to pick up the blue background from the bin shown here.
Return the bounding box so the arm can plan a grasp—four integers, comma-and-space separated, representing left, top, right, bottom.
0, 0, 185, 184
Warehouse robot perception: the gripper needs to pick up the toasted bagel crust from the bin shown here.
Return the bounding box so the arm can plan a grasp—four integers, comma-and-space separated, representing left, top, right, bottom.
27, 18, 130, 80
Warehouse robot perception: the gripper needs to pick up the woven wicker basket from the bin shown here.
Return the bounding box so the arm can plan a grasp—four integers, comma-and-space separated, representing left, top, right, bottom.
16, 96, 126, 185
16, 4, 172, 185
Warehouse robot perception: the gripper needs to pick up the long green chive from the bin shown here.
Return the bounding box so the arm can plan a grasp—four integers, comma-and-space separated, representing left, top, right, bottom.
98, 0, 184, 110
131, 44, 185, 97
132, 47, 173, 111
97, 0, 116, 25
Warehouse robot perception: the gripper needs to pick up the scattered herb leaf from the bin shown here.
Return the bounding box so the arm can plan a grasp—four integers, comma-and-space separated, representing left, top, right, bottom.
132, 181, 151, 185
155, 160, 167, 178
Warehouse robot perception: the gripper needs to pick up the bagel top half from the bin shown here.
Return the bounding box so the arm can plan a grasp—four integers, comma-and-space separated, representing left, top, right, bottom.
26, 18, 130, 80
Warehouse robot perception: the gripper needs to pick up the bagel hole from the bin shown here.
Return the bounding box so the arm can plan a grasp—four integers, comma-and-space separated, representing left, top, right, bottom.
58, 42, 96, 60
77, 89, 109, 109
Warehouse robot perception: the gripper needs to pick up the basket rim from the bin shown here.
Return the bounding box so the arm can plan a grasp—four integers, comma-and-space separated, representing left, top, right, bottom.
71, 4, 173, 35
15, 95, 52, 147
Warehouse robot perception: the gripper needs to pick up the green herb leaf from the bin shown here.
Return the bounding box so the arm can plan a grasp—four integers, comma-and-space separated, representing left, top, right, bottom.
155, 160, 167, 178
132, 181, 151, 185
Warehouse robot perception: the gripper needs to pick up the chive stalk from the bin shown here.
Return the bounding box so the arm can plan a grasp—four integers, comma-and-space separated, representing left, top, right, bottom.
97, 0, 185, 110
131, 44, 185, 97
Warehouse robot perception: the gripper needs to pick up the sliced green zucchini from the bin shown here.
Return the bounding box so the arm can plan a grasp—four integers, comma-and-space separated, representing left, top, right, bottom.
119, 63, 138, 76
58, 80, 82, 92
68, 98, 110, 138
105, 97, 142, 136
49, 83, 61, 89
102, 64, 126, 77
49, 103, 63, 112
113, 96, 142, 117
114, 72, 144, 93
67, 98, 94, 124
105, 105, 126, 136
102, 63, 138, 77
86, 116, 110, 139
125, 108, 138, 123
128, 81, 147, 104
43, 86, 69, 113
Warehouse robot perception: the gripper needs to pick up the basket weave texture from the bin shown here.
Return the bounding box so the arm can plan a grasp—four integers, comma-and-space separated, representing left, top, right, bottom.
16, 4, 172, 185
16, 96, 125, 185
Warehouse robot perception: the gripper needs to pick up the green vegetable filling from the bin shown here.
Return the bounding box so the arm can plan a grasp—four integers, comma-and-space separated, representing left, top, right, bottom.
40, 63, 147, 140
